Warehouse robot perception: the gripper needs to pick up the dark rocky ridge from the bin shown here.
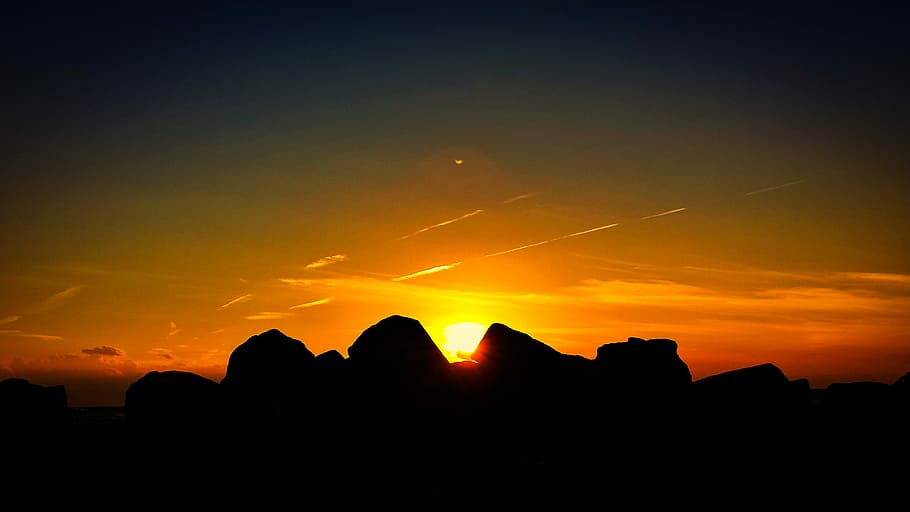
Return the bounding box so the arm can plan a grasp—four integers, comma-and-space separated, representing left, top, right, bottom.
3, 314, 908, 502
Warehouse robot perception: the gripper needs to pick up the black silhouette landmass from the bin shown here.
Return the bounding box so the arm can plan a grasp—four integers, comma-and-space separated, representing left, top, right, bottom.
2, 315, 908, 503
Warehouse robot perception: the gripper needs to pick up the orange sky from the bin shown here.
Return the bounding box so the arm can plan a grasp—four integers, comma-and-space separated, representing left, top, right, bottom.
3, 4, 908, 406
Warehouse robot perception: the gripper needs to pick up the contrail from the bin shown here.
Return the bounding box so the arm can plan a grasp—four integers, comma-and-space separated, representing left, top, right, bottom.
746, 179, 806, 196
640, 207, 687, 220
289, 297, 334, 309
393, 262, 462, 281
503, 193, 535, 204
399, 209, 484, 240
484, 223, 619, 258
217, 294, 253, 310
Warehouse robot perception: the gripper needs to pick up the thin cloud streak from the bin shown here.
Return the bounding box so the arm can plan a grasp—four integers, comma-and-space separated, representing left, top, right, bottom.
246, 312, 295, 320
29, 286, 82, 314
217, 294, 253, 310
305, 254, 348, 269
503, 193, 535, 204
393, 263, 462, 281
0, 315, 20, 326
398, 210, 484, 240
0, 330, 64, 341
484, 223, 619, 258
640, 207, 687, 220
746, 179, 806, 196
289, 297, 334, 309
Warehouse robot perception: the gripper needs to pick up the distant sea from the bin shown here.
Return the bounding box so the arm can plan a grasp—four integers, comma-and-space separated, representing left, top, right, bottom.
69, 406, 126, 424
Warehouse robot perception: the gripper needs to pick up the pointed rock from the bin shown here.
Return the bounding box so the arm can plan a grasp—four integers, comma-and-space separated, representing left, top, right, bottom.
347, 314, 449, 373
471, 322, 563, 370
345, 315, 453, 420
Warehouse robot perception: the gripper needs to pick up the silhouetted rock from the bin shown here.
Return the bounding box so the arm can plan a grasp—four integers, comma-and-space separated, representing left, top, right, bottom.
823, 381, 895, 420
124, 370, 223, 426
468, 322, 591, 426
309, 349, 352, 425
591, 336, 692, 413
220, 328, 316, 424
689, 363, 812, 429
345, 315, 455, 423
0, 378, 69, 425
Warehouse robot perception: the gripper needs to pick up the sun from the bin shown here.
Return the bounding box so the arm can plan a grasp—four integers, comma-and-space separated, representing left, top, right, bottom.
441, 321, 486, 361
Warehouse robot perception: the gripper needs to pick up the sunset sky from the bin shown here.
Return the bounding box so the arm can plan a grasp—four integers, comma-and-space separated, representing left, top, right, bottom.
3, 2, 908, 406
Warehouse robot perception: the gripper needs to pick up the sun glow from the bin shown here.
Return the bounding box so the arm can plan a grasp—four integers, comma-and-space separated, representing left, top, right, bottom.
442, 322, 486, 362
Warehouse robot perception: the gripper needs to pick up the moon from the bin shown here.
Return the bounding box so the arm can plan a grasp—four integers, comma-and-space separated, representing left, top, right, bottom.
454, 159, 463, 165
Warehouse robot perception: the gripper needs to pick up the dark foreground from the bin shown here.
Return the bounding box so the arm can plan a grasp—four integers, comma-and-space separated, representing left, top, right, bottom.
6, 403, 906, 508
4, 318, 908, 506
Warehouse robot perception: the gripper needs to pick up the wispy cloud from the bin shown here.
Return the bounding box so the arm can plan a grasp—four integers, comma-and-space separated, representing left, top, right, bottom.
31, 286, 82, 313
278, 278, 312, 286
217, 293, 253, 310
746, 179, 806, 196
0, 330, 64, 341
399, 209, 484, 240
246, 311, 295, 320
305, 254, 348, 269
640, 207, 687, 220
168, 321, 181, 337
484, 223, 619, 258
289, 297, 334, 309
150, 348, 174, 360
0, 315, 19, 326
393, 263, 463, 281
503, 193, 535, 204
82, 346, 122, 357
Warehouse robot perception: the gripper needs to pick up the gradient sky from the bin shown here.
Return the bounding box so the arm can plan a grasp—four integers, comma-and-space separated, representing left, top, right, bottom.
3, 2, 908, 406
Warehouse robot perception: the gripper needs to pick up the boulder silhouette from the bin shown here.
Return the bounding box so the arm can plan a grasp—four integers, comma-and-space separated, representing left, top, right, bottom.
220, 328, 316, 423
688, 362, 812, 428
124, 370, 223, 426
467, 322, 591, 424
0, 378, 69, 425
591, 336, 692, 413
345, 315, 455, 422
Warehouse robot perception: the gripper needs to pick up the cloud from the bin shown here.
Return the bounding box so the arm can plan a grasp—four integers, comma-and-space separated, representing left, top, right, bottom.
82, 346, 123, 357
245, 311, 295, 320
393, 263, 463, 281
150, 348, 174, 360
503, 193, 535, 204
484, 223, 619, 258
0, 315, 19, 326
29, 286, 82, 314
640, 207, 687, 220
217, 293, 253, 310
399, 209, 484, 240
745, 179, 806, 196
289, 297, 334, 309
305, 254, 348, 269
167, 321, 181, 337
278, 278, 312, 286
0, 330, 64, 341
